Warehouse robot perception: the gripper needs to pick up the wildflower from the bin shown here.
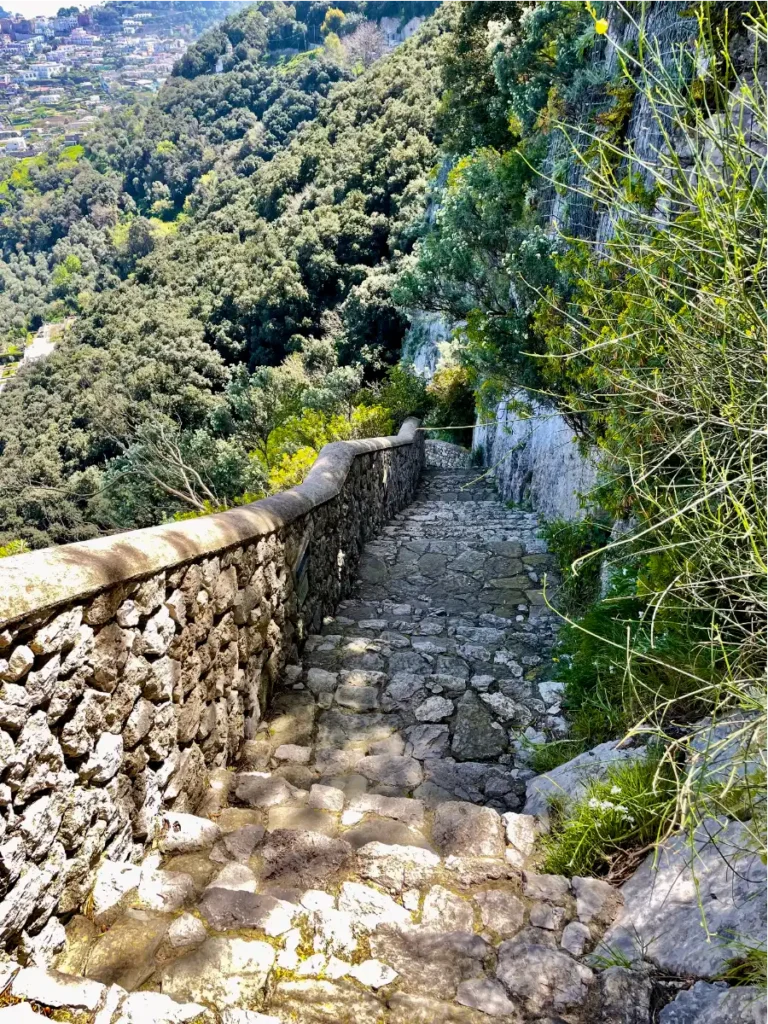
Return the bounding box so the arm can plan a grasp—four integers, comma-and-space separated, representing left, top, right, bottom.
610, 785, 622, 795
588, 797, 600, 809
589, 2, 614, 34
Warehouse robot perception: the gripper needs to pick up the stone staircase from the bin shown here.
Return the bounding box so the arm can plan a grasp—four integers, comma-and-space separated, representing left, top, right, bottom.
0, 469, 627, 1023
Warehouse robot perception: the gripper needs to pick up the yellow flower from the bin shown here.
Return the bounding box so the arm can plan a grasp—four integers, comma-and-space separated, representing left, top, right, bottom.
595, 18, 609, 34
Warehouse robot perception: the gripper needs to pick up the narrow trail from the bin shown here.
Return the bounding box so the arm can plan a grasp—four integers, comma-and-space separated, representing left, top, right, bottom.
52, 470, 619, 1023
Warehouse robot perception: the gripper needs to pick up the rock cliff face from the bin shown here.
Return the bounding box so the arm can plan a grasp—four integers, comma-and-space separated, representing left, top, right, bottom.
473, 396, 598, 521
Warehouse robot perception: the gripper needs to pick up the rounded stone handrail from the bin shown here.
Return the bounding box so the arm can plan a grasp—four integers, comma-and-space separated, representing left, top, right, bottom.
0, 417, 421, 627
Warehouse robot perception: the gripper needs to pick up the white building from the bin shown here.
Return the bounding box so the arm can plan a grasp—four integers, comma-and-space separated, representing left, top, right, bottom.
3, 135, 28, 152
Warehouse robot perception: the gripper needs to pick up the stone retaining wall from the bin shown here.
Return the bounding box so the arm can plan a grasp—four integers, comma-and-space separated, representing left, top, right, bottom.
0, 419, 423, 948
424, 439, 472, 469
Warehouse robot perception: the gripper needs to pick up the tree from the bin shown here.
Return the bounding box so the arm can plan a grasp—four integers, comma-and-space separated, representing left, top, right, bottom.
342, 21, 387, 68
321, 7, 345, 36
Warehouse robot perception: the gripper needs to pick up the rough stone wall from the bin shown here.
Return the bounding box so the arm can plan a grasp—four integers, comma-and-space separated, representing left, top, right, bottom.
473, 396, 598, 522
0, 422, 423, 948
424, 439, 472, 470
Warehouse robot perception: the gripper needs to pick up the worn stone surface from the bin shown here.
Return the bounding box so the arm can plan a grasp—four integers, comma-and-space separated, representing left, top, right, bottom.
594, 967, 653, 1024
496, 942, 594, 1015
602, 818, 766, 977
433, 801, 505, 859
657, 981, 767, 1024
160, 936, 276, 1009
0, 464, 751, 1024
0, 422, 423, 946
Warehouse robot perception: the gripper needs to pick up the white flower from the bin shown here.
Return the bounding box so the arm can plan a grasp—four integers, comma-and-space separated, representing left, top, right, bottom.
610, 785, 622, 795
588, 797, 600, 809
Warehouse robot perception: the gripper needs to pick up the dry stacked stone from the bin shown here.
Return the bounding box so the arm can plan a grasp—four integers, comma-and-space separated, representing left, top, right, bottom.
0, 434, 423, 949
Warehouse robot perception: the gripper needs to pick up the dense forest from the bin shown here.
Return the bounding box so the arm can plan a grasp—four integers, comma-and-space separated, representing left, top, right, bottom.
0, 0, 446, 547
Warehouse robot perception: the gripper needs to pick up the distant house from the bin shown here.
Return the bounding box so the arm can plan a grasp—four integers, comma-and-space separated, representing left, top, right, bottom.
2, 135, 29, 153
378, 16, 424, 48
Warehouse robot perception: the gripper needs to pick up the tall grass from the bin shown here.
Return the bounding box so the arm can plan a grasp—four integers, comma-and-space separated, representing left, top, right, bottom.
538, 3, 766, 867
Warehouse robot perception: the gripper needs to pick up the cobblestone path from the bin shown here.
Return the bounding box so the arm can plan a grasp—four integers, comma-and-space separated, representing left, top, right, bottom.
16, 470, 624, 1024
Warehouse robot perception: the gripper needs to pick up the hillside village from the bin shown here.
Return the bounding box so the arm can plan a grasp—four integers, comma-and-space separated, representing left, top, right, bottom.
0, 2, 246, 154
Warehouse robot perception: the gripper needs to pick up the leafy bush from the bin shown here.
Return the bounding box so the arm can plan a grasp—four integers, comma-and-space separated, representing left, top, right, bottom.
0, 539, 29, 558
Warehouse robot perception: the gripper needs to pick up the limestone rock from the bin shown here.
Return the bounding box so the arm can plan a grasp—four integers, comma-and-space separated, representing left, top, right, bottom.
312, 908, 357, 957
337, 881, 412, 931
451, 692, 506, 761
1, 645, 34, 682
259, 829, 354, 889
601, 818, 766, 978
573, 875, 622, 929
137, 869, 195, 913
657, 981, 767, 1024
85, 910, 170, 990
356, 754, 423, 790
456, 978, 521, 1019
433, 801, 505, 859
155, 813, 221, 854
357, 842, 439, 893
561, 921, 591, 956
523, 872, 571, 906
595, 966, 653, 1024
308, 784, 344, 812
91, 861, 142, 923
348, 958, 397, 988
530, 902, 567, 931
234, 772, 300, 809
388, 992, 496, 1024
18, 918, 66, 969
123, 699, 154, 749
211, 826, 265, 865
91, 624, 133, 692
369, 924, 489, 999
168, 913, 208, 950
113, 991, 210, 1024
403, 724, 450, 759
335, 685, 379, 711
160, 936, 275, 1009
199, 888, 295, 936
346, 792, 424, 827
414, 696, 454, 722
206, 862, 258, 893
138, 606, 176, 657
422, 885, 474, 932
496, 942, 594, 1015
473, 889, 526, 938
7, 711, 66, 803
502, 812, 538, 858
524, 741, 646, 819
79, 733, 123, 784
271, 979, 383, 1024
144, 656, 180, 702
31, 609, 83, 656
12, 967, 104, 1010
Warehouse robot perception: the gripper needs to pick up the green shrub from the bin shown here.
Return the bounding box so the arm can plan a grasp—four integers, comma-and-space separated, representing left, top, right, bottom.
0, 539, 29, 558
539, 515, 611, 615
